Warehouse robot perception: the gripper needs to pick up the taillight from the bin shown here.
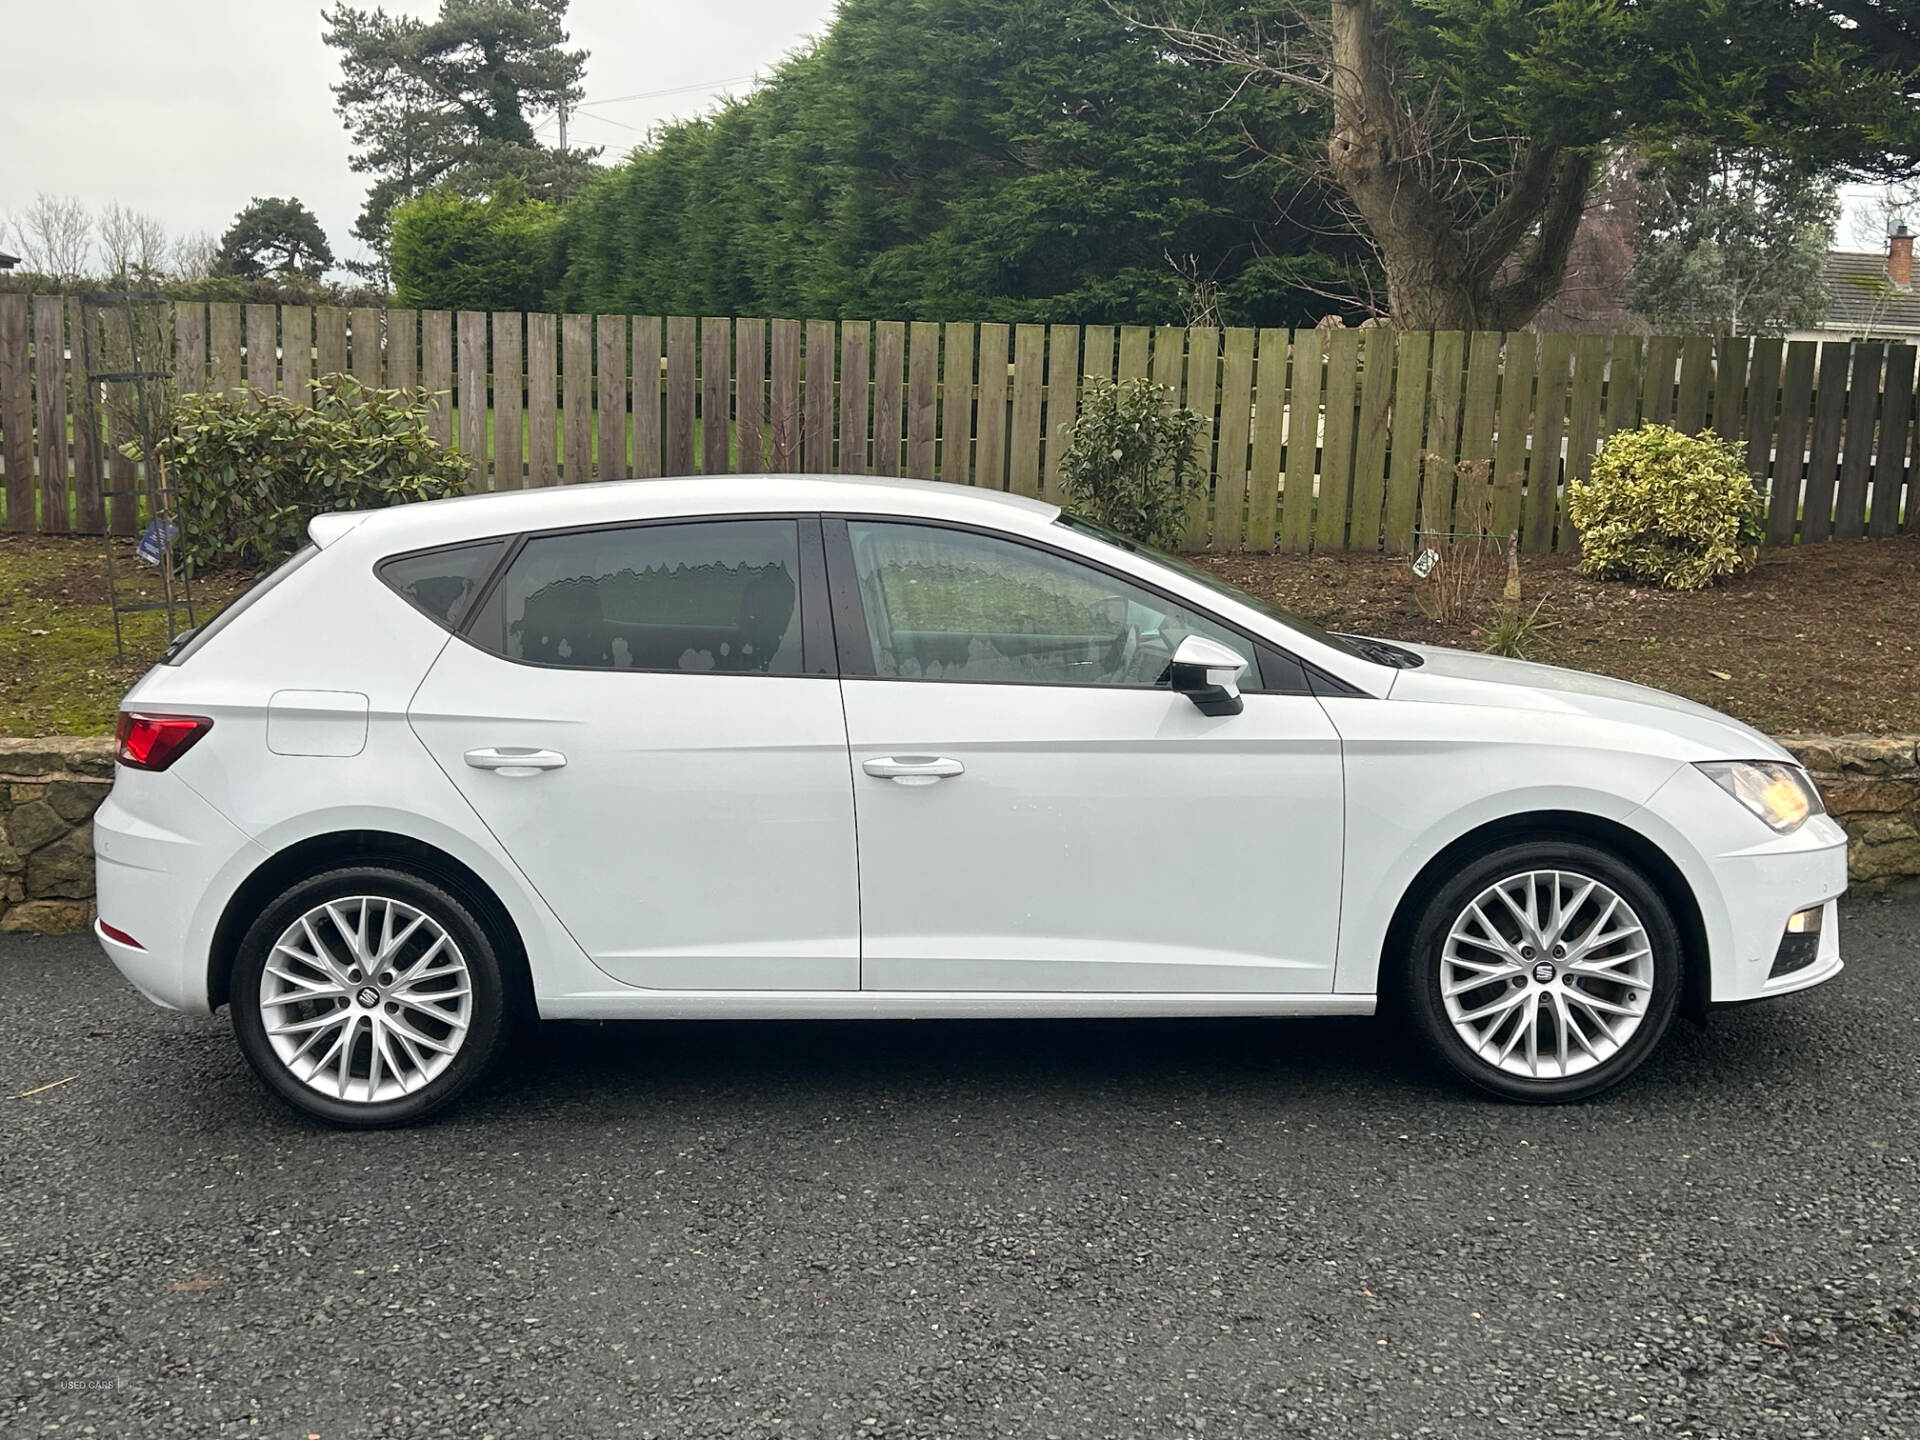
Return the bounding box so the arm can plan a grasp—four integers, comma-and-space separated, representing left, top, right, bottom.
115, 712, 213, 771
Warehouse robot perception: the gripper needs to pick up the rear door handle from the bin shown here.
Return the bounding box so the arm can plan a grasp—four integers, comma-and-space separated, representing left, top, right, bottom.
862, 755, 965, 786
464, 747, 568, 775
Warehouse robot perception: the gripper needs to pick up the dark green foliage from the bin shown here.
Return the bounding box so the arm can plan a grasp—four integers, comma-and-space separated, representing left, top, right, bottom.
390, 180, 563, 311
1056, 378, 1204, 550
215, 198, 334, 280
559, 0, 1368, 326
147, 376, 469, 570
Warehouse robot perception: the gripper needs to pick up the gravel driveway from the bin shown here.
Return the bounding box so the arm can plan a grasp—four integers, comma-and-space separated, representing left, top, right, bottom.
4, 893, 1918, 1439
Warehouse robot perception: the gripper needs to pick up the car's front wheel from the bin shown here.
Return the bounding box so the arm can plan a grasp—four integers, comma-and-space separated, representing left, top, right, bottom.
230, 866, 510, 1127
1403, 840, 1683, 1102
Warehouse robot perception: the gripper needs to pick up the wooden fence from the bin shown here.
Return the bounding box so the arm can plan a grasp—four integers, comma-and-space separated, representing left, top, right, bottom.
0, 295, 1915, 552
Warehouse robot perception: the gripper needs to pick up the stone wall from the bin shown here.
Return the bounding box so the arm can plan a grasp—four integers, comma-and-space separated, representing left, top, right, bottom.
0, 738, 114, 935
0, 734, 1911, 937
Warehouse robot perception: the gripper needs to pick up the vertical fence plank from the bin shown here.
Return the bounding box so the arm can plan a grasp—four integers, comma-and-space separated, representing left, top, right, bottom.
1246, 328, 1288, 552
350, 307, 382, 388
769, 319, 800, 472
1081, 326, 1115, 389
30, 298, 68, 533
280, 305, 312, 400
0, 295, 32, 532
421, 311, 453, 449
1490, 332, 1536, 540
1212, 328, 1256, 551
597, 314, 628, 480
173, 302, 206, 395
526, 313, 557, 487
1675, 336, 1712, 434
1452, 331, 1502, 530
1641, 336, 1678, 426
458, 311, 488, 489
1177, 326, 1218, 549
938, 323, 973, 486
1871, 345, 1915, 539
1118, 326, 1151, 382
664, 316, 696, 476
1381, 330, 1430, 553
1833, 341, 1883, 541
492, 311, 523, 489
1523, 333, 1571, 554
315, 307, 348, 380
872, 320, 906, 477
906, 321, 939, 480
1043, 324, 1081, 501
1347, 327, 1394, 552
1007, 324, 1045, 498
384, 309, 415, 391
563, 313, 593, 484
837, 321, 870, 474
974, 323, 1011, 491
1560, 335, 1609, 555
1280, 329, 1323, 553
1801, 341, 1851, 542
701, 316, 730, 474
631, 316, 661, 478
1713, 336, 1750, 441
1421, 331, 1466, 542
1768, 340, 1817, 544
246, 304, 277, 394
803, 320, 835, 473
1313, 328, 1361, 551
1606, 335, 1643, 436
209, 303, 243, 394
1743, 337, 1782, 483
736, 318, 766, 474
68, 300, 104, 535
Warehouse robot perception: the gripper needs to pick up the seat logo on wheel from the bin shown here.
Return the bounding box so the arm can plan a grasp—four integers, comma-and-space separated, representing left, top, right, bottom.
1531, 960, 1557, 984
356, 985, 381, 1008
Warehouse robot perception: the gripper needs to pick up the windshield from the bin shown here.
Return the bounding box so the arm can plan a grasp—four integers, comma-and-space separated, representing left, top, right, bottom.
1053, 514, 1365, 662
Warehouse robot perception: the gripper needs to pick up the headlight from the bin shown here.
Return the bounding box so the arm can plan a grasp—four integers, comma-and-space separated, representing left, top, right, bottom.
1694, 760, 1824, 834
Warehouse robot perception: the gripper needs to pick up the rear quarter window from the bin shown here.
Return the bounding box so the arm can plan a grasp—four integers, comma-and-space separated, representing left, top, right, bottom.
378, 540, 508, 631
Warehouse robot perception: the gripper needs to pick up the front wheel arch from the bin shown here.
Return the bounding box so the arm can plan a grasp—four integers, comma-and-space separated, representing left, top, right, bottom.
209, 830, 533, 1023
1376, 810, 1710, 1024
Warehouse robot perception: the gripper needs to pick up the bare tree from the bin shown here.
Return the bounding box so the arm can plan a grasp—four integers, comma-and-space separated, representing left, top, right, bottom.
12, 193, 95, 279
1132, 4, 1591, 330
1849, 181, 1919, 249
169, 229, 220, 283
98, 202, 171, 283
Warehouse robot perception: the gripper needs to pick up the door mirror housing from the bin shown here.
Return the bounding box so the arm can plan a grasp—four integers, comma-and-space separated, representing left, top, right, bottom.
1168, 635, 1247, 716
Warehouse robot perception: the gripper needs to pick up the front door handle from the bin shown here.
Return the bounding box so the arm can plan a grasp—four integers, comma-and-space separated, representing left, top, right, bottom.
863, 755, 965, 786
465, 746, 568, 776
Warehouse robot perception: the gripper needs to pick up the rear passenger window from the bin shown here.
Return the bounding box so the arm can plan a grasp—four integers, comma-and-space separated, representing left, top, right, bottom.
379, 540, 506, 630
501, 520, 802, 674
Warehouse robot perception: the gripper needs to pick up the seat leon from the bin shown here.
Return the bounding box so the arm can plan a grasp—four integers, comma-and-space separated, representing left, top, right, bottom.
94, 475, 1847, 1125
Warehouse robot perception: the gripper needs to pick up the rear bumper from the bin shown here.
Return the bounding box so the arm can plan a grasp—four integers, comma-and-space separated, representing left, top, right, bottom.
92, 769, 261, 1015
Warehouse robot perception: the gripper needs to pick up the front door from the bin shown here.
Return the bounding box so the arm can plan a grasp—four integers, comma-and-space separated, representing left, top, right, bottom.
408, 516, 860, 991
831, 518, 1345, 994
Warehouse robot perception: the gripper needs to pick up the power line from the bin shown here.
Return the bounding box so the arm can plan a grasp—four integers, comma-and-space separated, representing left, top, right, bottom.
574, 74, 758, 109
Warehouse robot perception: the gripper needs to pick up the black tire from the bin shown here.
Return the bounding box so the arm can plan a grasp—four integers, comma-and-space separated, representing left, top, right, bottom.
1401, 838, 1683, 1103
231, 865, 512, 1127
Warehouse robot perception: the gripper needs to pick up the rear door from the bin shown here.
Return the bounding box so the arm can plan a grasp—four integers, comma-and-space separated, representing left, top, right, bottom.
407, 515, 860, 991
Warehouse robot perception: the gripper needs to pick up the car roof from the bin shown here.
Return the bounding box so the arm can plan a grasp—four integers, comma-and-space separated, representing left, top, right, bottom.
310, 473, 1061, 551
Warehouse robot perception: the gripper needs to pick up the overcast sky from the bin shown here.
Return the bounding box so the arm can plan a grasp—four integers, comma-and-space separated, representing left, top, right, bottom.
0, 0, 1898, 275
0, 0, 837, 273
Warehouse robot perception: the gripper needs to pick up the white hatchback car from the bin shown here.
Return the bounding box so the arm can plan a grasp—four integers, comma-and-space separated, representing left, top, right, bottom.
95, 475, 1847, 1125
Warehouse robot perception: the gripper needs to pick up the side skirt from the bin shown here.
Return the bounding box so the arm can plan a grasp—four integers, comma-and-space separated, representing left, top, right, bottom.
535, 991, 1377, 1021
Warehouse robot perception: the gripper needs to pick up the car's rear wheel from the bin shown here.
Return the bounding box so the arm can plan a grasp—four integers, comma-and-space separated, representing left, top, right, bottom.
1402, 839, 1682, 1102
230, 866, 510, 1127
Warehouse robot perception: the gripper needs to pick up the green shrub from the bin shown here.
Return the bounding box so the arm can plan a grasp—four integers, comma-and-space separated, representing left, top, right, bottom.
146, 375, 469, 571
1567, 423, 1764, 590
390, 181, 564, 313
1056, 377, 1204, 550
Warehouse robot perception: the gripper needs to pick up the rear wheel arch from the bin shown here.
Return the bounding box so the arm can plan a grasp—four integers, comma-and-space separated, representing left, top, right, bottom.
1377, 810, 1710, 1022
209, 830, 533, 1020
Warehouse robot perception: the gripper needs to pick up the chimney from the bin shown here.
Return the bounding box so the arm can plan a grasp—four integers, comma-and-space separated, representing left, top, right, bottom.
1892, 224, 1915, 290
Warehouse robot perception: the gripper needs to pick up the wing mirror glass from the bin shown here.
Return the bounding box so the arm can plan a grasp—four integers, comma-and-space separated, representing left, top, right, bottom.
1168, 635, 1247, 716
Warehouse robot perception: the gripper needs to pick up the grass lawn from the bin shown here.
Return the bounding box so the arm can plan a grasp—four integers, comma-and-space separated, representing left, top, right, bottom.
1, 528, 1915, 738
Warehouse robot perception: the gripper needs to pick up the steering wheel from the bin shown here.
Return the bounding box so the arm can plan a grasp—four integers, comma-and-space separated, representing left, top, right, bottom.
1104, 623, 1139, 683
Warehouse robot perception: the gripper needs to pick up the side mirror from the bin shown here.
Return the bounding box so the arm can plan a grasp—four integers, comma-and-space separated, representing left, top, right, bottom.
1168, 635, 1247, 716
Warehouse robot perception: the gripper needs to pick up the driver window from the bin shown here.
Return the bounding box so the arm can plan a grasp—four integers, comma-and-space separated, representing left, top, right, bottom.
845, 520, 1258, 687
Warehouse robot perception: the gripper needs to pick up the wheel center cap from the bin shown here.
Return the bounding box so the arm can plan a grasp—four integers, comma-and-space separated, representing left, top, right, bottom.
356, 985, 381, 1008
1530, 960, 1558, 984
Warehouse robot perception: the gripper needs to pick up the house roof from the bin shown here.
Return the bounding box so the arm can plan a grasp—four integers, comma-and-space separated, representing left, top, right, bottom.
1823, 250, 1920, 335
0, 251, 19, 270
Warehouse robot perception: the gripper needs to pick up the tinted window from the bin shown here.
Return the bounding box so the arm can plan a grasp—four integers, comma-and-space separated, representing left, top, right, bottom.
379, 540, 506, 630
502, 520, 803, 673
845, 521, 1259, 687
